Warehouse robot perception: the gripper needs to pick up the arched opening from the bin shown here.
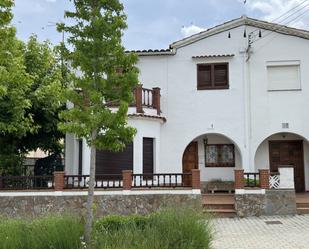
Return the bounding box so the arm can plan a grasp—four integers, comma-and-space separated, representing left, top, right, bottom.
182, 133, 242, 193
254, 132, 309, 192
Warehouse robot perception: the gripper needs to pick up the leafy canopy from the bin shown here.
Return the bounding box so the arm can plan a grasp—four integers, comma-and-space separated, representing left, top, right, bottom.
21, 35, 65, 154
0, 1, 65, 173
58, 0, 139, 151
0, 0, 33, 137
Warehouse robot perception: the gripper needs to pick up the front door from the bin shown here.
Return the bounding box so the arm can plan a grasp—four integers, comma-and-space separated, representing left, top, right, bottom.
182, 142, 198, 186
269, 140, 305, 192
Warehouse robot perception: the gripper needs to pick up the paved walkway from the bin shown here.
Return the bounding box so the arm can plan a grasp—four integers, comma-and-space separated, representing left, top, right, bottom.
211, 215, 309, 249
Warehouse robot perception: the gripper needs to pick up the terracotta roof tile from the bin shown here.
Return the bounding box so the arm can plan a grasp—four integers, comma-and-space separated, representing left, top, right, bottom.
192, 54, 235, 59
128, 113, 166, 122
125, 49, 175, 56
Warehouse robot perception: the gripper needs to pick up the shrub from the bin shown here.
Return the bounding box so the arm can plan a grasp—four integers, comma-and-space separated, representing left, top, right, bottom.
94, 208, 212, 249
0, 215, 83, 249
95, 214, 149, 232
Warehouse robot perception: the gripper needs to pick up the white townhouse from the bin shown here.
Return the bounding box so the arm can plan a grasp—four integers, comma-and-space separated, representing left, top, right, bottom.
65, 16, 309, 193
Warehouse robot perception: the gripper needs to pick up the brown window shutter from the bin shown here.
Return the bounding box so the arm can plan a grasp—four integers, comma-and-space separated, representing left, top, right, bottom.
78, 139, 83, 175
214, 64, 228, 86
95, 143, 133, 179
143, 138, 154, 175
197, 65, 212, 89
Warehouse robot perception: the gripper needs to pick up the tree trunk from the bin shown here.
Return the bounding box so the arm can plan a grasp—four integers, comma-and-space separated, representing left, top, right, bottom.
84, 130, 97, 245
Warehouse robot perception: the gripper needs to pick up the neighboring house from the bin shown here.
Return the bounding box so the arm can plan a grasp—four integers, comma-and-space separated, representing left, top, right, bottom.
65, 16, 309, 193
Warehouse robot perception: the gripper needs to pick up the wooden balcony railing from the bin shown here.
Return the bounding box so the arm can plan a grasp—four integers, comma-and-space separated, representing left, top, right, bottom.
0, 170, 200, 191
64, 174, 123, 189
132, 173, 192, 188
134, 85, 161, 115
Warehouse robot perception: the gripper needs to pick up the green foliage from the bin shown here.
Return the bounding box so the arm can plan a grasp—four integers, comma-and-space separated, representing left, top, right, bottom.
0, 216, 83, 249
58, 0, 139, 151
94, 209, 213, 249
0, 3, 65, 173
19, 35, 65, 154
0, 0, 33, 138
0, 209, 213, 249
95, 214, 149, 232
0, 0, 14, 26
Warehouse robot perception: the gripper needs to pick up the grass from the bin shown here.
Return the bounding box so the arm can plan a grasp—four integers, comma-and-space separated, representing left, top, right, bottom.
93, 208, 212, 249
0, 208, 212, 249
0, 215, 83, 249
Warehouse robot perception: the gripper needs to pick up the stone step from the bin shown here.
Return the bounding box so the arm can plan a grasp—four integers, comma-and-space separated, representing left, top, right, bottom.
203, 203, 235, 210
296, 203, 309, 208
202, 194, 235, 205
204, 208, 237, 218
297, 207, 309, 215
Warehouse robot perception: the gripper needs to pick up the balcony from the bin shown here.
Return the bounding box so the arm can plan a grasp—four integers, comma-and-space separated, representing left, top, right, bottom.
133, 85, 161, 116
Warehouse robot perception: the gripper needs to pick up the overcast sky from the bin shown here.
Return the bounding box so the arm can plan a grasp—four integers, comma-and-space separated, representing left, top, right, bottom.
12, 0, 309, 50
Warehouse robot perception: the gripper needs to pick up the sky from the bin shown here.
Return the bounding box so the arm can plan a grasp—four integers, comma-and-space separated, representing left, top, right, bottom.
12, 0, 309, 50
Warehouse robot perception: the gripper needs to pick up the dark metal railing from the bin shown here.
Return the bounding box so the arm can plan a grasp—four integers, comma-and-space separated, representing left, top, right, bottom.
132, 173, 192, 188
0, 175, 54, 190
0, 172, 194, 191
64, 174, 123, 189
244, 172, 260, 188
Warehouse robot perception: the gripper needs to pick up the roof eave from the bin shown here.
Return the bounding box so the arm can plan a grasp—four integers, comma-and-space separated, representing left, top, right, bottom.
170, 16, 309, 49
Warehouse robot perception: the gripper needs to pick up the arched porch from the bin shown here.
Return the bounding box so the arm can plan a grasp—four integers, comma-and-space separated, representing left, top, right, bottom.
182, 133, 243, 193
254, 132, 309, 192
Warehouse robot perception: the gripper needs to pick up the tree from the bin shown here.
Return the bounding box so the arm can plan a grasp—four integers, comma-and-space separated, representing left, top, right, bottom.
0, 1, 65, 174
58, 0, 138, 244
0, 0, 33, 173
20, 35, 65, 154
0, 0, 33, 138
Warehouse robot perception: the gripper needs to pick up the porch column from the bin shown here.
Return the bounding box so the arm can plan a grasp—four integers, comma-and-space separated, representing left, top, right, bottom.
234, 169, 244, 189
279, 166, 295, 189
122, 170, 133, 190
54, 171, 65, 191
259, 169, 270, 189
191, 169, 200, 189
135, 84, 143, 113
152, 87, 161, 115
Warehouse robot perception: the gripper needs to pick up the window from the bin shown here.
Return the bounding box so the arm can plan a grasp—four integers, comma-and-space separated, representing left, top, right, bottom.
95, 143, 133, 179
143, 138, 154, 175
197, 63, 229, 90
267, 63, 301, 91
78, 139, 83, 175
205, 144, 235, 167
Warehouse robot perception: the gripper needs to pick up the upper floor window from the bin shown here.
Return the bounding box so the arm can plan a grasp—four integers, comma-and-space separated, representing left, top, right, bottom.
267, 62, 301, 91
197, 63, 229, 90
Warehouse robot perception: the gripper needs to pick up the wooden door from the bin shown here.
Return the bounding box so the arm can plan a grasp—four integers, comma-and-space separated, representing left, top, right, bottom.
269, 140, 305, 192
182, 142, 198, 186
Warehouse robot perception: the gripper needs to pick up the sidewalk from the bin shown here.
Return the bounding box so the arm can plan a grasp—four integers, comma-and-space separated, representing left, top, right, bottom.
212, 215, 309, 249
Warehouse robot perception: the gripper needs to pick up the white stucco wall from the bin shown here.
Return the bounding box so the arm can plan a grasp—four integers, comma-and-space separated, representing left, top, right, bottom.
66, 22, 309, 189
64, 133, 78, 175
194, 134, 242, 182
128, 117, 162, 174
136, 25, 309, 186
65, 117, 162, 175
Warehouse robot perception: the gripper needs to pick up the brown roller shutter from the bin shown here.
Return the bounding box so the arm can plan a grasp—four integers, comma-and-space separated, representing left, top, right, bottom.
96, 143, 133, 178
214, 64, 228, 86
143, 138, 154, 174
